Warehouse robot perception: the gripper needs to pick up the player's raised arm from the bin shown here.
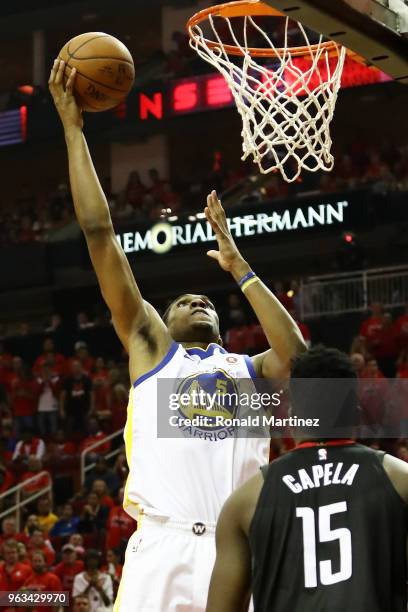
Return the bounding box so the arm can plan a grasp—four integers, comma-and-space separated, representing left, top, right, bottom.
48, 59, 171, 366
205, 190, 306, 379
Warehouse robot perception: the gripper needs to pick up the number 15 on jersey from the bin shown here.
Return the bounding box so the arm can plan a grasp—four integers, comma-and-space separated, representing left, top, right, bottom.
296, 501, 352, 588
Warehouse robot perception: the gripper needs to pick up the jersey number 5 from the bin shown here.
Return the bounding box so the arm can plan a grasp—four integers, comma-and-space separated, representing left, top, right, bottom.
296, 501, 352, 588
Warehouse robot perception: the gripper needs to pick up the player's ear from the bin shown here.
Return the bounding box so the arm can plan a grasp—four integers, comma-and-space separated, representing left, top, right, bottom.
217, 335, 223, 346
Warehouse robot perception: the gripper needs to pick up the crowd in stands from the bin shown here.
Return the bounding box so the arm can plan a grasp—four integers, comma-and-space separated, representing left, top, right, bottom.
0, 182, 74, 248
0, 282, 407, 608
2, 139, 408, 247
0, 318, 132, 609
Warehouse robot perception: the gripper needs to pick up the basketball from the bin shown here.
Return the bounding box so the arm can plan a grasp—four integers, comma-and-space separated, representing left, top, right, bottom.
58, 32, 135, 112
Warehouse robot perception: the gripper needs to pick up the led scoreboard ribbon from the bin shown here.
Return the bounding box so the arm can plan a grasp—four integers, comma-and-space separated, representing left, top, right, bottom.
136, 57, 391, 121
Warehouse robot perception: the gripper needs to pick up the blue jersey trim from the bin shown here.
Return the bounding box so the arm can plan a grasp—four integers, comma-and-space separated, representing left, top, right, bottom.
133, 341, 179, 387
244, 355, 257, 379
185, 343, 226, 358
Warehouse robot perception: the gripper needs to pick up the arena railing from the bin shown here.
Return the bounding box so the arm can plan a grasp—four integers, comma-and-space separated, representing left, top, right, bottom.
0, 471, 53, 531
299, 264, 408, 319
80, 428, 125, 487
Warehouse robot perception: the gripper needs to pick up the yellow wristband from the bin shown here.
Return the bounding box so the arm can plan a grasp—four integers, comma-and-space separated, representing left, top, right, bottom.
241, 276, 260, 293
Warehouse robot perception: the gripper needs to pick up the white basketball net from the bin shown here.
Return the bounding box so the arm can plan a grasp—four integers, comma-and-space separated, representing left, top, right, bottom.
189, 12, 346, 182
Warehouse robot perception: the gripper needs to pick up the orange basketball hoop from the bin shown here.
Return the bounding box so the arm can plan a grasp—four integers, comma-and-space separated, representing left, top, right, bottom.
187, 1, 341, 58
187, 0, 348, 182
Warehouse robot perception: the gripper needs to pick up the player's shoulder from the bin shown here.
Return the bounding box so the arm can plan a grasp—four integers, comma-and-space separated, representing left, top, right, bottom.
132, 341, 182, 387
382, 452, 408, 505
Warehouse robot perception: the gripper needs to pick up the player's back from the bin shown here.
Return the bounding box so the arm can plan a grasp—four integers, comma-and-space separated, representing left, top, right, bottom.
249, 442, 408, 612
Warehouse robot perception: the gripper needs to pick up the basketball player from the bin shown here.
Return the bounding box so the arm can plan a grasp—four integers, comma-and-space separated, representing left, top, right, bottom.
48, 59, 306, 611
206, 346, 408, 612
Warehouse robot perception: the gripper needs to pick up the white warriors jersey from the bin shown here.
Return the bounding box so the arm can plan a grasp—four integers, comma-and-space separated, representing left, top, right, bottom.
123, 341, 269, 523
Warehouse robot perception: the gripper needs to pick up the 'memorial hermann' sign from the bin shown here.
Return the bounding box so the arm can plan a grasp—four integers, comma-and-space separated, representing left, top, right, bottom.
117, 201, 348, 255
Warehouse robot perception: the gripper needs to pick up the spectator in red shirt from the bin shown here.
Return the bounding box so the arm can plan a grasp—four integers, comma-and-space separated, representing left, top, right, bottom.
394, 304, 408, 350
44, 430, 77, 479
0, 539, 32, 591
13, 428, 45, 463
27, 529, 55, 566
36, 365, 61, 438
224, 311, 255, 354
20, 456, 51, 498
0, 517, 28, 549
105, 487, 136, 552
8, 365, 39, 436
33, 338, 66, 378
5, 356, 23, 393
79, 417, 111, 461
60, 361, 93, 434
67, 342, 94, 377
23, 550, 61, 611
374, 313, 398, 377
17, 541, 29, 565
91, 479, 115, 509
13, 430, 45, 463
91, 357, 111, 423
46, 429, 76, 458
53, 543, 84, 594
359, 302, 384, 352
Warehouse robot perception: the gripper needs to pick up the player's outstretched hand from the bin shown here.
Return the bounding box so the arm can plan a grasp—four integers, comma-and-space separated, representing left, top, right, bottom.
205, 190, 245, 273
48, 59, 83, 131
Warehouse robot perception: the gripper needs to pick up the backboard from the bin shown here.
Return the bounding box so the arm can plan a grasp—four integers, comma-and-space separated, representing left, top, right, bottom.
263, 0, 408, 83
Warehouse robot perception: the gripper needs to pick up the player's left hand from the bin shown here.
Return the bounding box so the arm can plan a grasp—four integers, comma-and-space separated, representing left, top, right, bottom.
205, 190, 244, 273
